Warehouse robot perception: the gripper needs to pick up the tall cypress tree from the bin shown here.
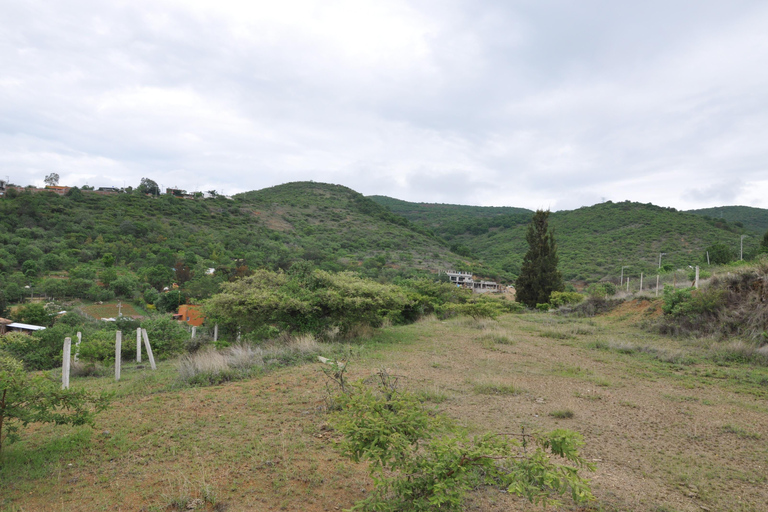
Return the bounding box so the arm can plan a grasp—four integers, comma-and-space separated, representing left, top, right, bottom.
515, 210, 564, 308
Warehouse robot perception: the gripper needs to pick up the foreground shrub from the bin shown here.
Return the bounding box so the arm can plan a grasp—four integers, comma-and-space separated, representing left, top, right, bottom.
330, 370, 594, 511
0, 358, 110, 456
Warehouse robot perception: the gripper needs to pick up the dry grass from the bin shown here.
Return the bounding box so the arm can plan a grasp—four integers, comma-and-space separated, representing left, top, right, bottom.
3, 312, 768, 512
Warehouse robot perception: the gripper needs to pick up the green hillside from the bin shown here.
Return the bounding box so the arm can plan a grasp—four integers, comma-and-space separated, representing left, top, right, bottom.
371, 197, 761, 282
687, 205, 768, 235
369, 195, 533, 238
0, 182, 471, 309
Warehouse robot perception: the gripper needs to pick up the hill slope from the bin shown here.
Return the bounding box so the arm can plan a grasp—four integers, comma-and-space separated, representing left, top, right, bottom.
371, 197, 761, 282
0, 183, 472, 304
687, 205, 768, 235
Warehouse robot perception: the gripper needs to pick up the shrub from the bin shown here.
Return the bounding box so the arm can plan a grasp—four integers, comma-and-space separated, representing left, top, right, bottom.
549, 291, 584, 308
0, 360, 110, 454
330, 370, 594, 511
1, 325, 81, 370
141, 315, 189, 359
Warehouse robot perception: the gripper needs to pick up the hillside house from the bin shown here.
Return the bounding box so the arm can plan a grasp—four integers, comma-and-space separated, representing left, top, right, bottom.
2, 322, 47, 334
174, 304, 205, 327
443, 270, 501, 293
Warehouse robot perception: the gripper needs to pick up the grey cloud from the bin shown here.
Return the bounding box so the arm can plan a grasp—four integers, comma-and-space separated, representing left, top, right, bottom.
2, 0, 768, 209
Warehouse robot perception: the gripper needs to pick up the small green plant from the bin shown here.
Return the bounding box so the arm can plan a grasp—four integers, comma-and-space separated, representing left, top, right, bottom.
720, 424, 761, 440
0, 355, 111, 457
549, 409, 574, 419
473, 382, 520, 395
330, 369, 594, 511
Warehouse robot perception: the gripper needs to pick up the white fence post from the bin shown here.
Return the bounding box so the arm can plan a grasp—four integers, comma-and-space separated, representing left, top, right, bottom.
115, 331, 122, 381
62, 337, 71, 389
74, 332, 82, 362
141, 328, 157, 370
136, 327, 142, 362
695, 266, 700, 289
214, 324, 218, 342
191, 326, 196, 339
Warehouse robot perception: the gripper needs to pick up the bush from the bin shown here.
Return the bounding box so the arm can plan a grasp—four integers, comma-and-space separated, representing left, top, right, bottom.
330, 370, 595, 511
1, 324, 79, 370
550, 291, 584, 308
140, 315, 189, 359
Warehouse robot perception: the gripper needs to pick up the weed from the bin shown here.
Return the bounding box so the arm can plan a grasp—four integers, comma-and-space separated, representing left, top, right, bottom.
549, 409, 575, 419
721, 424, 762, 440
539, 329, 575, 340
473, 382, 520, 395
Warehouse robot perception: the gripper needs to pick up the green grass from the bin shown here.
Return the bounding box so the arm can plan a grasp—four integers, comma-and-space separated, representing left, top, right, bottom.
549, 409, 575, 419
472, 382, 520, 395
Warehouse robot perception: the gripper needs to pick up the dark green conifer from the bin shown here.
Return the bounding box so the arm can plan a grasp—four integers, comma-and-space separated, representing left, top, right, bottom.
515, 210, 564, 308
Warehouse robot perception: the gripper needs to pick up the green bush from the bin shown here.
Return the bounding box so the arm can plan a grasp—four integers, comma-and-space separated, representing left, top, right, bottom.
331, 371, 595, 511
140, 315, 189, 359
1, 324, 79, 370
662, 286, 726, 319
206, 269, 410, 339
549, 291, 584, 308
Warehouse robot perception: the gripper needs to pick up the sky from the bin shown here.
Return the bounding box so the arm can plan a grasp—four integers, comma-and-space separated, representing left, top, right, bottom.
2, 0, 768, 211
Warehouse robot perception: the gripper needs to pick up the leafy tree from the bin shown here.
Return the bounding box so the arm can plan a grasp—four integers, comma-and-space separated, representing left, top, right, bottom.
0, 290, 6, 317
3, 283, 23, 304
141, 265, 174, 291
515, 210, 564, 308
155, 290, 186, 313
760, 230, 768, 254
13, 303, 50, 327
704, 243, 734, 265
137, 177, 160, 196
98, 267, 118, 288
43, 173, 60, 187
102, 253, 115, 268
0, 354, 110, 456
206, 269, 410, 339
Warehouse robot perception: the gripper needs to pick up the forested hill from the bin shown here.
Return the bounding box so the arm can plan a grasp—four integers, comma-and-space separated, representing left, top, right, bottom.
368, 196, 533, 238
370, 197, 761, 282
687, 205, 768, 235
0, 182, 478, 305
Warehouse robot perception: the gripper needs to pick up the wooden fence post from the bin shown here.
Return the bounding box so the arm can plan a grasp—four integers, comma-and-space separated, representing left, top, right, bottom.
191, 326, 196, 339
141, 329, 157, 370
656, 275, 660, 297
62, 337, 71, 389
115, 331, 122, 381
695, 266, 700, 289
214, 324, 218, 342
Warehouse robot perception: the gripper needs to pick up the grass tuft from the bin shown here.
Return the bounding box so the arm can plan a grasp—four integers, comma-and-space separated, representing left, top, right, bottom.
473, 382, 520, 395
549, 409, 575, 419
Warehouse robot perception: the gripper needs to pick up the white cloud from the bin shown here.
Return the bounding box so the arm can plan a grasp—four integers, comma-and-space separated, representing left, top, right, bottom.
1, 1, 767, 211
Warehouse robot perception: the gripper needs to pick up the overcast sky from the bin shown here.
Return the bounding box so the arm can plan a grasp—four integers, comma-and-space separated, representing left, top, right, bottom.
2, 1, 767, 211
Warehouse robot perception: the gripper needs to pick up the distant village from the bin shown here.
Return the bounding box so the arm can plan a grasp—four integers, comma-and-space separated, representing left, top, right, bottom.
0, 179, 231, 200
